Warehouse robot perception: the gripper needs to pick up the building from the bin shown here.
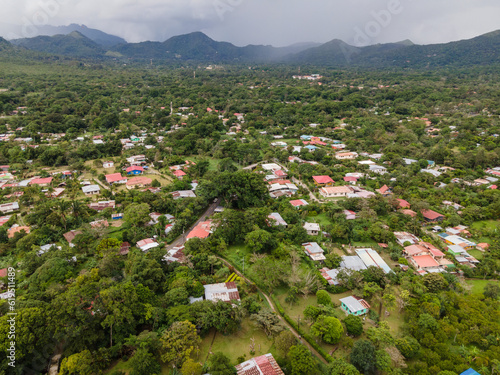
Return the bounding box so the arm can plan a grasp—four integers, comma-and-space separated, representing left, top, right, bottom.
29, 177, 53, 187
171, 190, 196, 199
136, 238, 159, 252
302, 242, 326, 261
126, 176, 152, 190
204, 282, 240, 303
268, 213, 287, 227
0, 202, 19, 214
163, 246, 186, 264
8, 225, 30, 239
89, 200, 116, 211
173, 170, 186, 180
460, 369, 481, 375
377, 185, 392, 196
394, 232, 420, 246
319, 186, 353, 198
186, 221, 212, 240
105, 173, 127, 185
102, 161, 114, 169
421, 209, 445, 223
82, 185, 100, 196
439, 233, 476, 249
396, 199, 411, 209
126, 166, 144, 175
344, 210, 357, 220
355, 248, 392, 273
312, 175, 334, 186
126, 155, 147, 166
90, 220, 109, 229
340, 296, 370, 316
404, 242, 449, 274
336, 152, 357, 160
287, 199, 308, 209
235, 353, 285, 375
63, 230, 82, 247
303, 222, 320, 235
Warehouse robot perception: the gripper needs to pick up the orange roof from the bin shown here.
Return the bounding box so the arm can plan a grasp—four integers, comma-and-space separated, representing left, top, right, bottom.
187, 221, 212, 240
8, 226, 30, 238
126, 176, 152, 187
412, 255, 439, 269
30, 177, 53, 185
313, 175, 334, 184
396, 198, 410, 208
173, 170, 186, 177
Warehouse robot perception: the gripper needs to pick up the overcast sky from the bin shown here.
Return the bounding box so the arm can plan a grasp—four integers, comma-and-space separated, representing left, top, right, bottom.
1, 0, 500, 46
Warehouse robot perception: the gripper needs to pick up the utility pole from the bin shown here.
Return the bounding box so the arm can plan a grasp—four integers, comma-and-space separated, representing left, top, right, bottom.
242, 257, 245, 274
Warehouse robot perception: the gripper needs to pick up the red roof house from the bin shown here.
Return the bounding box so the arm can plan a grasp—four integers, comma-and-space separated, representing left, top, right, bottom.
396, 199, 411, 209
30, 177, 53, 186
421, 209, 445, 222
105, 173, 127, 184
313, 175, 334, 186
186, 221, 212, 240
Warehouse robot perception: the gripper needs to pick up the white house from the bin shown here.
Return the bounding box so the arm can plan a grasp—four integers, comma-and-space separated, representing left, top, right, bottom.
319, 186, 353, 198
303, 222, 320, 235
102, 161, 114, 169
82, 185, 101, 196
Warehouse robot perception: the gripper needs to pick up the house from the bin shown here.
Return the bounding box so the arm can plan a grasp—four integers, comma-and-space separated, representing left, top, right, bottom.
136, 238, 159, 252
394, 232, 420, 246
319, 186, 353, 198
102, 161, 114, 169
460, 369, 481, 375
163, 246, 186, 264
82, 185, 100, 196
89, 220, 109, 229
289, 199, 308, 208
63, 230, 82, 247
302, 242, 326, 261
402, 209, 417, 218
173, 170, 186, 180
119, 242, 131, 255
0, 216, 11, 226
0, 202, 19, 214
312, 175, 334, 186
268, 213, 287, 227
421, 209, 444, 223
126, 176, 152, 190
377, 185, 392, 196
8, 225, 30, 239
355, 248, 392, 273
126, 166, 144, 175
340, 296, 370, 316
50, 188, 65, 198
172, 190, 196, 199
344, 210, 357, 220
112, 213, 124, 220
105, 173, 127, 185
126, 155, 147, 166
187, 221, 212, 240
396, 199, 410, 209
439, 234, 476, 249
261, 163, 282, 172
29, 177, 53, 187
235, 353, 285, 375
336, 152, 357, 160
89, 200, 116, 211
204, 282, 240, 303
404, 242, 449, 273
344, 176, 358, 185
477, 243, 490, 251
303, 222, 320, 235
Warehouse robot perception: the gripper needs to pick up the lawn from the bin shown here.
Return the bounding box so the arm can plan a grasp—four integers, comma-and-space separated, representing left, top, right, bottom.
467, 249, 484, 261
307, 213, 332, 227
198, 318, 275, 365
471, 220, 500, 231
466, 279, 500, 294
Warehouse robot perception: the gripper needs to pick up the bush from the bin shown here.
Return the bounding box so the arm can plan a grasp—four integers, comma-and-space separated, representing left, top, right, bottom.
343, 314, 364, 336
316, 289, 332, 306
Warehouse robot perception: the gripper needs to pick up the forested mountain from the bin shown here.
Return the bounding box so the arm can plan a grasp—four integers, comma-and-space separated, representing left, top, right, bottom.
0, 37, 11, 52
35, 24, 127, 47
5, 28, 500, 68
11, 31, 105, 58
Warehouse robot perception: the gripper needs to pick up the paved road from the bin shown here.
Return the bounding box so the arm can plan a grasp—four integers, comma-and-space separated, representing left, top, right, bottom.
217, 257, 329, 365
166, 198, 221, 250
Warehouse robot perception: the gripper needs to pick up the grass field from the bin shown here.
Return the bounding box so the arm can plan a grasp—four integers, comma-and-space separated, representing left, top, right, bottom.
198, 318, 275, 365
466, 279, 500, 294
471, 220, 500, 231
467, 249, 484, 261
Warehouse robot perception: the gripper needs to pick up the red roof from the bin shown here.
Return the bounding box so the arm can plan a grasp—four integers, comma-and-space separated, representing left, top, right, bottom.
173, 170, 186, 177
344, 176, 358, 182
396, 198, 411, 208
313, 175, 334, 184
289, 199, 308, 207
378, 185, 391, 194
412, 255, 439, 269
186, 221, 212, 240
421, 209, 444, 221
126, 166, 144, 173
489, 185, 498, 190
30, 177, 53, 185
0, 268, 7, 278
274, 170, 286, 177
126, 176, 152, 187
106, 173, 125, 183
402, 209, 417, 217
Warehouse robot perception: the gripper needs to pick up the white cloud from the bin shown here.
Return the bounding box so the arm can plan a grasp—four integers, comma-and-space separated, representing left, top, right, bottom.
0, 0, 499, 46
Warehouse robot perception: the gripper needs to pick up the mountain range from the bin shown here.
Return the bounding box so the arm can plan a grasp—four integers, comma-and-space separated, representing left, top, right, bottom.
5, 27, 500, 68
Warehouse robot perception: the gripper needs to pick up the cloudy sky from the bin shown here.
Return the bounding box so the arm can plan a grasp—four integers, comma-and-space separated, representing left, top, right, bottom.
1, 0, 500, 46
